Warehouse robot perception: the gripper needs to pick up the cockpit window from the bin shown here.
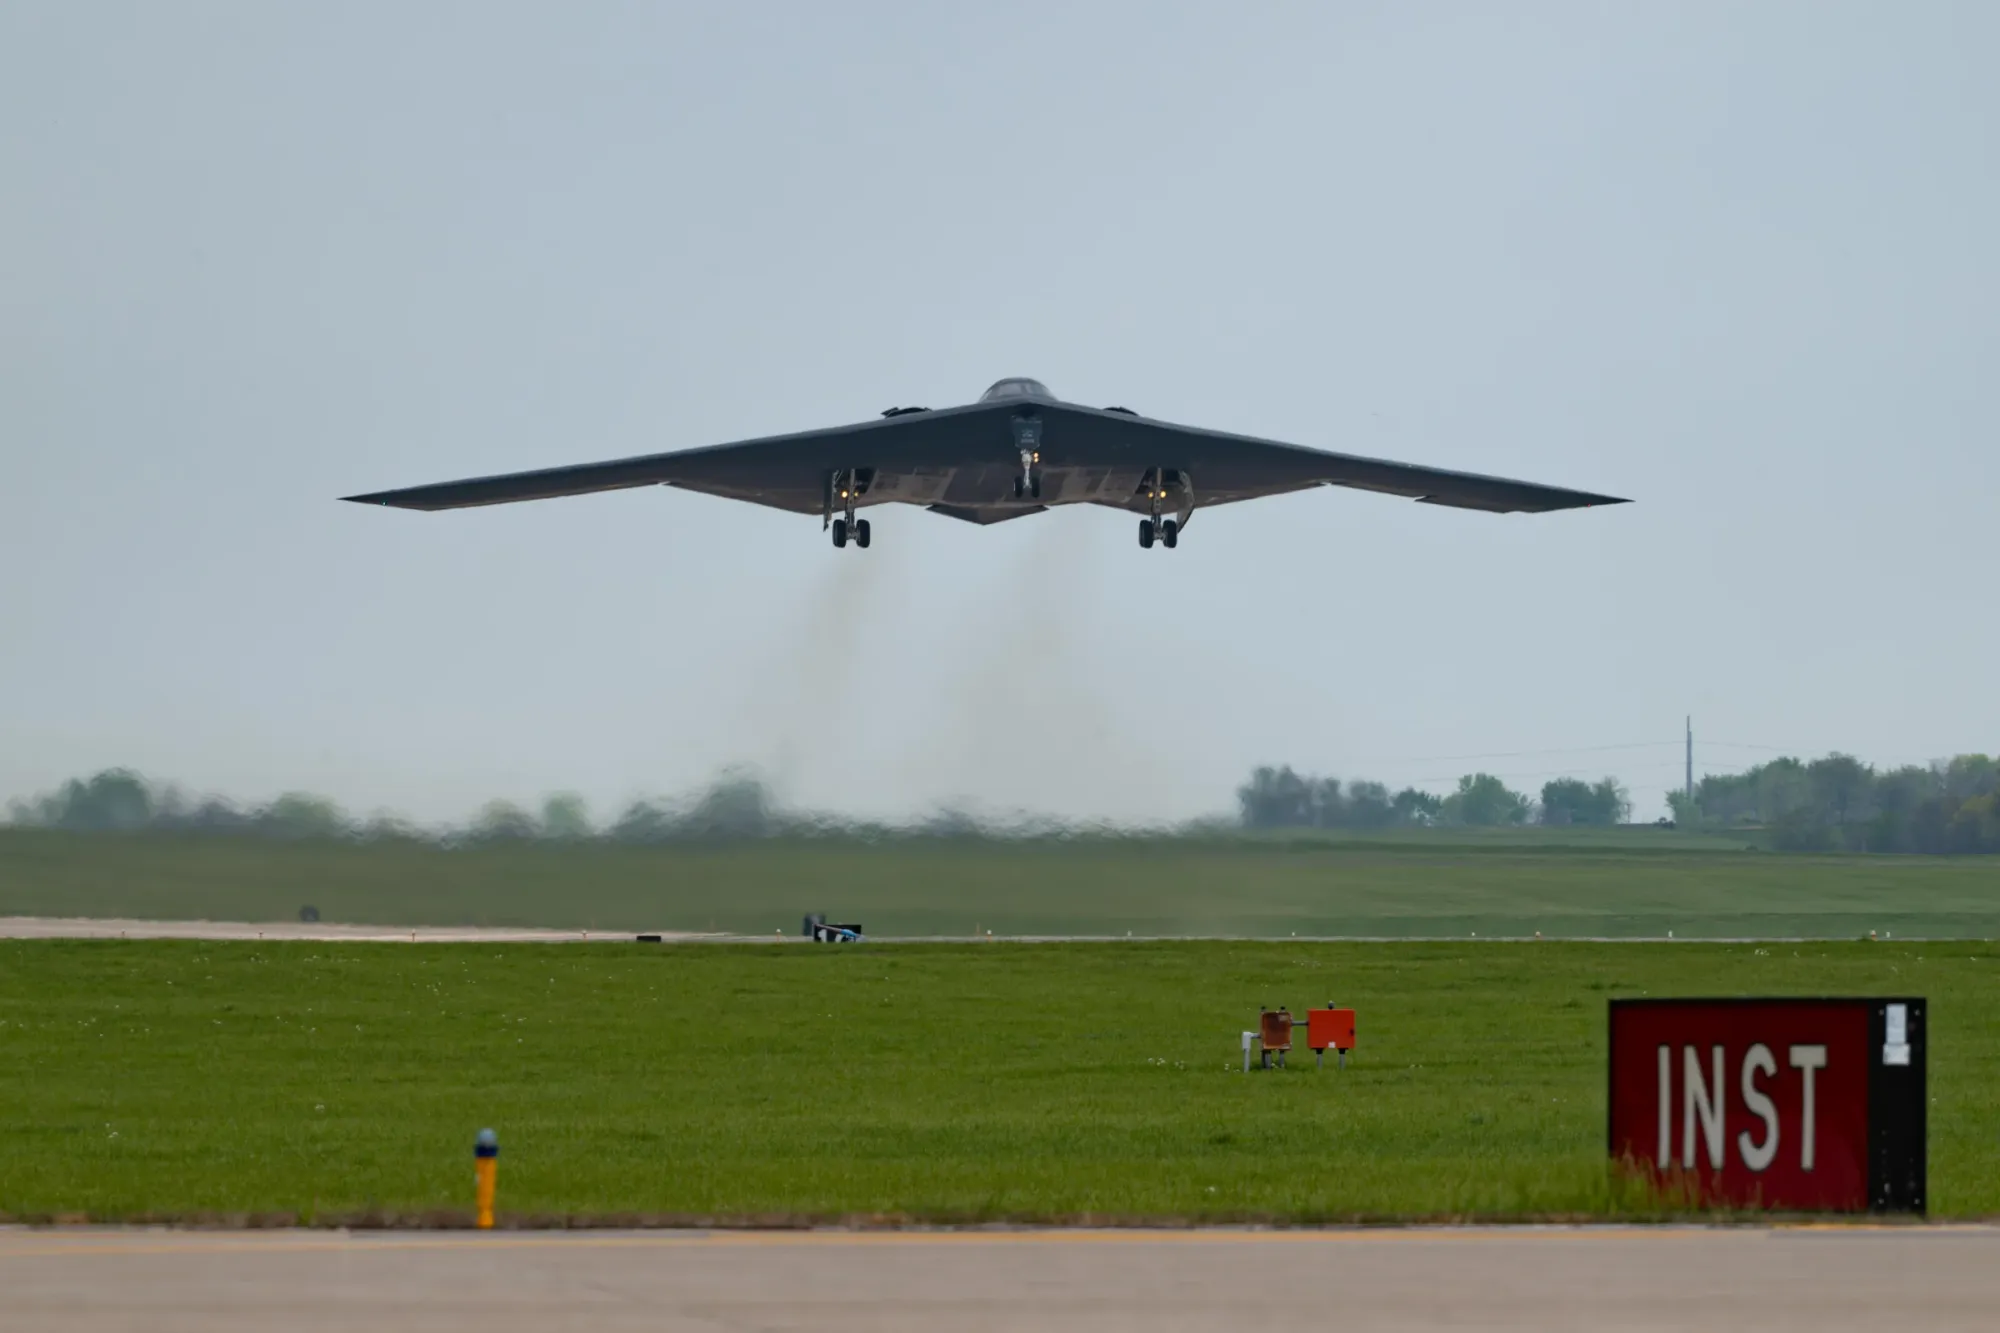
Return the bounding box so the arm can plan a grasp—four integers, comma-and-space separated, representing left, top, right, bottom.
979, 377, 1054, 402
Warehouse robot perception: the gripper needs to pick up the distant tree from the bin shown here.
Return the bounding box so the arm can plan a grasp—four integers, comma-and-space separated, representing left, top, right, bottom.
256, 792, 348, 840
1238, 767, 1456, 831
681, 773, 776, 838
176, 798, 252, 833
608, 799, 677, 843
1948, 792, 2000, 854
470, 800, 537, 841
1807, 754, 1875, 827
1237, 766, 1315, 829
1755, 758, 1813, 823
1441, 773, 1530, 827
1392, 788, 1442, 825
1941, 754, 1999, 804
1540, 776, 1630, 826
359, 812, 426, 842
1346, 781, 1396, 829
37, 769, 153, 831
539, 792, 592, 840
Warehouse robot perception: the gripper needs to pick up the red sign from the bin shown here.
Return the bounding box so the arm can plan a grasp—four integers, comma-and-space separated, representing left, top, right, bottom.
1607, 998, 1925, 1213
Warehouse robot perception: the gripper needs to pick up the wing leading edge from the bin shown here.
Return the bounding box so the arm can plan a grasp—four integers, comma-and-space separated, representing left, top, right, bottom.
342, 396, 1627, 519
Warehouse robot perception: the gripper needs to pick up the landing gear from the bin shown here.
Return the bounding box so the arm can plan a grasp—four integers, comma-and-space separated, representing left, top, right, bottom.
826, 469, 873, 550
1136, 468, 1190, 551
1013, 449, 1042, 500
1011, 412, 1044, 502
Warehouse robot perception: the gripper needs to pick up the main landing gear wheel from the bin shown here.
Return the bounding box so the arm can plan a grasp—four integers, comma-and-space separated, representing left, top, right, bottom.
1138, 518, 1155, 549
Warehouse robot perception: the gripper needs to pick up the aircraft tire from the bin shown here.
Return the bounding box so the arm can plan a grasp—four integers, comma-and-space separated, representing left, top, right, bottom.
832, 518, 848, 548
855, 519, 871, 549
1138, 519, 1154, 549
1029, 475, 1042, 499
1161, 519, 1178, 548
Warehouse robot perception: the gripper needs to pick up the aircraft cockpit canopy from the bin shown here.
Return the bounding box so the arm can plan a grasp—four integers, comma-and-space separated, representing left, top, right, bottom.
979, 377, 1054, 402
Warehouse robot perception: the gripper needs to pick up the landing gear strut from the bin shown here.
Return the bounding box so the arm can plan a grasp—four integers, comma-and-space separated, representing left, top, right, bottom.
1011, 412, 1043, 500
826, 469, 873, 550
1136, 469, 1185, 549
1013, 449, 1042, 500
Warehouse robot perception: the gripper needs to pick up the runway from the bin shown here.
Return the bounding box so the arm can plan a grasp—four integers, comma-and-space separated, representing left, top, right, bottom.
0, 917, 712, 943
3, 1226, 1995, 1331
0, 917, 1907, 944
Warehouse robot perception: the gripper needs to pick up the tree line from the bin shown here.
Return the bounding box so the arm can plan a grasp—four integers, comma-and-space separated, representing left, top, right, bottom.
1235, 767, 1629, 830
2, 768, 1112, 844
9, 749, 1998, 854
1667, 753, 2000, 854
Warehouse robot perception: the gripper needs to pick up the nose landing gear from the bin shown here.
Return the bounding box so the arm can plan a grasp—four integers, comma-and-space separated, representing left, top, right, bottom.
1010, 412, 1043, 500
1013, 450, 1042, 500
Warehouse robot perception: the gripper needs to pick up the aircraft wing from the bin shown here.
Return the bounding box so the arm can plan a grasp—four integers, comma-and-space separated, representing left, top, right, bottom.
1040, 404, 1627, 515
340, 402, 1002, 515
343, 399, 1625, 518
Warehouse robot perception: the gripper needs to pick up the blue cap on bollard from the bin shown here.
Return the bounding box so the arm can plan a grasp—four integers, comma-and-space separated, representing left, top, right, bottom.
475, 1128, 498, 1159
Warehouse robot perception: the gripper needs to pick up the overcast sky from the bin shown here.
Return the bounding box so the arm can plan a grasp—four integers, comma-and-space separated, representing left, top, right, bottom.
3, 2, 1994, 826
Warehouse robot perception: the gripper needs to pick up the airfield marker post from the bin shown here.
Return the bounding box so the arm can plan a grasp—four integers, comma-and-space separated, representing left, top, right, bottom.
474, 1128, 498, 1229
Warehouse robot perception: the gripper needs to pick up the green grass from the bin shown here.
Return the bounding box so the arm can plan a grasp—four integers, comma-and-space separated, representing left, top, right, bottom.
2, 939, 1996, 1225
3, 827, 1999, 938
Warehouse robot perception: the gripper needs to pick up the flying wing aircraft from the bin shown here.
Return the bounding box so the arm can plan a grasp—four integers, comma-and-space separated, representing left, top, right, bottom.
342, 377, 1627, 549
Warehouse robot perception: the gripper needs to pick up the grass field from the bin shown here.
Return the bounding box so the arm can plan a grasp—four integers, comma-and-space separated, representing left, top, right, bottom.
4, 827, 1999, 939
3, 938, 1996, 1224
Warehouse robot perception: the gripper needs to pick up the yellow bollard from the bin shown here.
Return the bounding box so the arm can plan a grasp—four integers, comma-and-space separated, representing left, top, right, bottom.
474, 1128, 498, 1229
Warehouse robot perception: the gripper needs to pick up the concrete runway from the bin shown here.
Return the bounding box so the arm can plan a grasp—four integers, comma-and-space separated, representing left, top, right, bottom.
0, 917, 712, 944
3, 1226, 1996, 1332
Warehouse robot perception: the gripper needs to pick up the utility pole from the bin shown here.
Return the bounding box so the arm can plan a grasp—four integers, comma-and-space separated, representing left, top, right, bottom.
1685, 715, 1694, 809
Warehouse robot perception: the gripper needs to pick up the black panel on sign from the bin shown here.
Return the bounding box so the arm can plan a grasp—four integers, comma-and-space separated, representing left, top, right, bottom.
1868, 997, 1927, 1214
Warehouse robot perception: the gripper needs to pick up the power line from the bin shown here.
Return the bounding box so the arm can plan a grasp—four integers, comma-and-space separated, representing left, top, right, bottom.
1337, 741, 1681, 767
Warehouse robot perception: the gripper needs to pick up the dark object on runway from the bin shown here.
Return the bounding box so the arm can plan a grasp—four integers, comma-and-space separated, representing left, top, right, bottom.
299, 905, 320, 923
811, 923, 863, 943
343, 377, 1627, 550
636, 934, 663, 943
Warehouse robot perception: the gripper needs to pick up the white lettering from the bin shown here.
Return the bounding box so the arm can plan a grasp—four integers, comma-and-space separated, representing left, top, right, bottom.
1683, 1044, 1726, 1170
1738, 1044, 1780, 1171
1657, 1045, 1672, 1167
1790, 1044, 1827, 1170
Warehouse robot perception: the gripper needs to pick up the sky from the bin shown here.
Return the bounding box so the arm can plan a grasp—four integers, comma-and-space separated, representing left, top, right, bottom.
2, 2, 1995, 827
